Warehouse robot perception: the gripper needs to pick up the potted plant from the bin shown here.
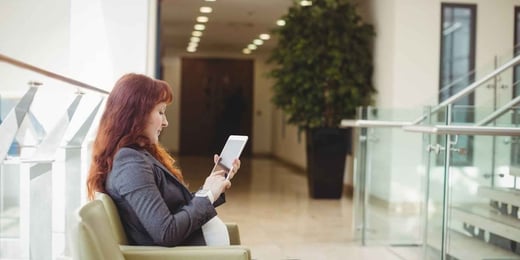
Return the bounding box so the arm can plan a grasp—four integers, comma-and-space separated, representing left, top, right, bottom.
269, 0, 376, 198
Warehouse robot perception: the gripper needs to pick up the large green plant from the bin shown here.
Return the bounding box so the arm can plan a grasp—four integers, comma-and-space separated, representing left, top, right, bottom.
269, 0, 376, 129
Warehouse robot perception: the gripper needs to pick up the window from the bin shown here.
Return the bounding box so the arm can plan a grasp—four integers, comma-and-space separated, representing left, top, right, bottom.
511, 7, 520, 169
438, 3, 476, 166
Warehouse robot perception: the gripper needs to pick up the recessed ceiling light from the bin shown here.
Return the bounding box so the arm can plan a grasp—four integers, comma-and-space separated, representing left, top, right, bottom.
187, 46, 197, 52
300, 0, 312, 6
253, 39, 264, 45
190, 37, 200, 43
248, 44, 257, 50
200, 6, 212, 13
192, 31, 203, 37
242, 48, 251, 54
197, 16, 209, 23
259, 34, 271, 40
188, 42, 198, 48
194, 24, 206, 31
276, 19, 286, 26
205, 0, 216, 2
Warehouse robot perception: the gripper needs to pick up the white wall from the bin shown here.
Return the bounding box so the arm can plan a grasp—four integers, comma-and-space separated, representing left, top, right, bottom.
253, 57, 275, 155
271, 109, 307, 169
0, 0, 156, 93
0, 0, 70, 73
69, 0, 157, 90
0, 0, 71, 96
161, 56, 181, 152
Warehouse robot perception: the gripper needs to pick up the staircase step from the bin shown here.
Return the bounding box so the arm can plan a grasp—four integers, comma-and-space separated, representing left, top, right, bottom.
509, 166, 520, 177
451, 204, 520, 243
479, 186, 520, 209
0, 206, 19, 218
0, 206, 20, 237
426, 229, 520, 259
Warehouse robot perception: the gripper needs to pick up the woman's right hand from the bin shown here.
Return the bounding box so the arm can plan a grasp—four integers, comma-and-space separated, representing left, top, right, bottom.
202, 170, 231, 200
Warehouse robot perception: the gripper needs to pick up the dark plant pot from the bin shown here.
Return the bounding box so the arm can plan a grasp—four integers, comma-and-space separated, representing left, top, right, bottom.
306, 127, 351, 199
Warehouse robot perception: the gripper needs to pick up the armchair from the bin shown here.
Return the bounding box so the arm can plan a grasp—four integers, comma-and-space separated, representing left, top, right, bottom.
69, 194, 251, 260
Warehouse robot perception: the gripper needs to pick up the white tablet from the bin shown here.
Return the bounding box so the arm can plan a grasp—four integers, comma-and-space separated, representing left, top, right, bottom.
212, 135, 248, 179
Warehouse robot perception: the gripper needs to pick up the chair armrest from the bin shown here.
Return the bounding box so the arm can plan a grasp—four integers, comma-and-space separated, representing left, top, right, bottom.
225, 222, 241, 245
121, 245, 251, 260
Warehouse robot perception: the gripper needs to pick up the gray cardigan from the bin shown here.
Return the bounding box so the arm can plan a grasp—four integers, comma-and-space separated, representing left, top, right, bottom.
105, 147, 225, 247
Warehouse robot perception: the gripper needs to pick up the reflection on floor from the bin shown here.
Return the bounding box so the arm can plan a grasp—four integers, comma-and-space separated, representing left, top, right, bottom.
178, 156, 410, 260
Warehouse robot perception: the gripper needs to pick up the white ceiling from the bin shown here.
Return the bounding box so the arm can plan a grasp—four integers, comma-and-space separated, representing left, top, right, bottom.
160, 0, 294, 55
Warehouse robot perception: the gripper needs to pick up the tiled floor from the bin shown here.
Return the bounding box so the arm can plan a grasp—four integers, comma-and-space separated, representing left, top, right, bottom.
178, 156, 413, 260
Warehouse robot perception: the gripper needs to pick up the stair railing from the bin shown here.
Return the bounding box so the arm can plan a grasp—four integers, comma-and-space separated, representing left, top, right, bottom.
0, 53, 107, 260
0, 53, 109, 94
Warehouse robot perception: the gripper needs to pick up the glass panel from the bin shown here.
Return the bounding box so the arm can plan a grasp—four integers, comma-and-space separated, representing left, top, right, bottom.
0, 70, 105, 259
511, 108, 520, 171
0, 88, 27, 259
447, 129, 520, 258
423, 105, 447, 259
423, 106, 520, 259
353, 107, 426, 257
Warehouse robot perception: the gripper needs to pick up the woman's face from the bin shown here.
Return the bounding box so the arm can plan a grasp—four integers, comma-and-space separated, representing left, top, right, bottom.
144, 102, 168, 144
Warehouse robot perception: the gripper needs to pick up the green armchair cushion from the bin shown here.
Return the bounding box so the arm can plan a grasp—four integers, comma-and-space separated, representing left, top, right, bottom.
121, 245, 251, 260
70, 195, 251, 260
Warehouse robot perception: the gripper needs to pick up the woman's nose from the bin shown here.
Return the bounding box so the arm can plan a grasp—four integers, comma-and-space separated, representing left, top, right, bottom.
162, 116, 168, 127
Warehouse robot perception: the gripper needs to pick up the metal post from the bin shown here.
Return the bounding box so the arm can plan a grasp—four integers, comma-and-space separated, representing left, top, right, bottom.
440, 104, 453, 260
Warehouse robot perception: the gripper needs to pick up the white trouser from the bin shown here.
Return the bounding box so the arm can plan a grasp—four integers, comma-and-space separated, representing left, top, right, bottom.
201, 216, 230, 246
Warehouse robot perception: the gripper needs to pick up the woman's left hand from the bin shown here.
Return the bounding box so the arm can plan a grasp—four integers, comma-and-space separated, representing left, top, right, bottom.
228, 158, 241, 180
213, 154, 241, 180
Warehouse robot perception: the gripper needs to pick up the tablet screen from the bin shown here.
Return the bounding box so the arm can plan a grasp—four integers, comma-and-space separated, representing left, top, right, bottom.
218, 135, 248, 170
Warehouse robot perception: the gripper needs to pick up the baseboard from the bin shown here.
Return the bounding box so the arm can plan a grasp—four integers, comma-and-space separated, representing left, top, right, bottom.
269, 155, 306, 175
251, 153, 274, 159
271, 155, 355, 198
344, 184, 354, 198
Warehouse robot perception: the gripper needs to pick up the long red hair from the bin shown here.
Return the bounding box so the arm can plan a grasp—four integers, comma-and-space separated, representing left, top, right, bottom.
86, 73, 183, 200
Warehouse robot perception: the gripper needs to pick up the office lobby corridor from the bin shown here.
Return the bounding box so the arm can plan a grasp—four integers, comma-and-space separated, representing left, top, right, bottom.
178, 156, 409, 260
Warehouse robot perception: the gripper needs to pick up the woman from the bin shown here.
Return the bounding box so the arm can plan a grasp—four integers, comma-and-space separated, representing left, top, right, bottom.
86, 73, 239, 247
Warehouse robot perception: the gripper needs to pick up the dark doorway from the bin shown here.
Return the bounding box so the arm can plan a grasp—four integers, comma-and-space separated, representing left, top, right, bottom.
180, 58, 253, 156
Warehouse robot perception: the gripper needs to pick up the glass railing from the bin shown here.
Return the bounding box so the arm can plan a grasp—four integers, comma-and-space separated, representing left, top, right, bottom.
0, 54, 107, 260
349, 105, 520, 259
351, 106, 427, 257
406, 106, 520, 259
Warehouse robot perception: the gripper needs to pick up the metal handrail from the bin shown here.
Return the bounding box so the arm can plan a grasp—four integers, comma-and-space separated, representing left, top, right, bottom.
477, 95, 520, 126
403, 125, 520, 136
411, 54, 520, 125
341, 54, 520, 130
342, 118, 520, 136
0, 53, 109, 94
340, 119, 412, 128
